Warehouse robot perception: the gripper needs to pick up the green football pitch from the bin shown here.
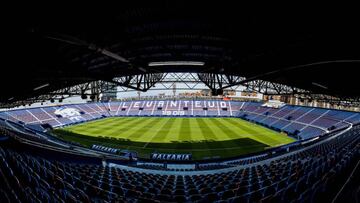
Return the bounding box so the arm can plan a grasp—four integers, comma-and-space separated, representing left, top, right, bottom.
51, 117, 295, 160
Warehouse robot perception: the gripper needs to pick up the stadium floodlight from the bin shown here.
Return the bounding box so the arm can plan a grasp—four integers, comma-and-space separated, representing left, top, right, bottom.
312, 82, 328, 89
138, 67, 147, 72
99, 49, 129, 63
148, 61, 205, 66
33, 83, 50, 91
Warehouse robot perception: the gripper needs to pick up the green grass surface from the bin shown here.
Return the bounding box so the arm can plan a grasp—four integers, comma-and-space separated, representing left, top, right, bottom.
51, 117, 295, 160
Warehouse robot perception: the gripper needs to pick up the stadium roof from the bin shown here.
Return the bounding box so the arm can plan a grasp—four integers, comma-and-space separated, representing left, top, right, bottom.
2, 3, 360, 104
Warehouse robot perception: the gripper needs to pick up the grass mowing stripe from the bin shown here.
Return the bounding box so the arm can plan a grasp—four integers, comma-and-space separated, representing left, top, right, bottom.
143, 118, 173, 139
67, 117, 121, 129
68, 117, 134, 134
195, 118, 232, 156
180, 118, 192, 142
125, 117, 164, 140
208, 118, 244, 140
145, 118, 177, 147
224, 118, 294, 145
192, 118, 214, 157
222, 118, 280, 145
174, 118, 184, 141
206, 119, 243, 148
195, 118, 218, 140
81, 117, 137, 134
219, 118, 265, 137
98, 117, 150, 137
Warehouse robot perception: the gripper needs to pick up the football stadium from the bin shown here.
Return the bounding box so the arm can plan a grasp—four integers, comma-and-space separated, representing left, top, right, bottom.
1, 4, 360, 203
52, 105, 295, 160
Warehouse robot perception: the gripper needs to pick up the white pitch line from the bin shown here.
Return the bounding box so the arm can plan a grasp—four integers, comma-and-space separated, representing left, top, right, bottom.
142, 118, 173, 149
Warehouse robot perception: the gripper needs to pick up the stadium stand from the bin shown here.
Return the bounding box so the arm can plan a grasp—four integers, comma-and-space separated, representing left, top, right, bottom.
1, 101, 358, 140
2, 6, 360, 203
0, 123, 359, 202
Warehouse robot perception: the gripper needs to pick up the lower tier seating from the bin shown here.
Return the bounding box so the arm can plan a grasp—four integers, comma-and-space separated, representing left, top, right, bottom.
0, 125, 359, 202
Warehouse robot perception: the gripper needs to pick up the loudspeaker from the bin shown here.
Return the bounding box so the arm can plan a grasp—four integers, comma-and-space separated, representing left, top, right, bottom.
41, 123, 53, 130
211, 89, 223, 96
